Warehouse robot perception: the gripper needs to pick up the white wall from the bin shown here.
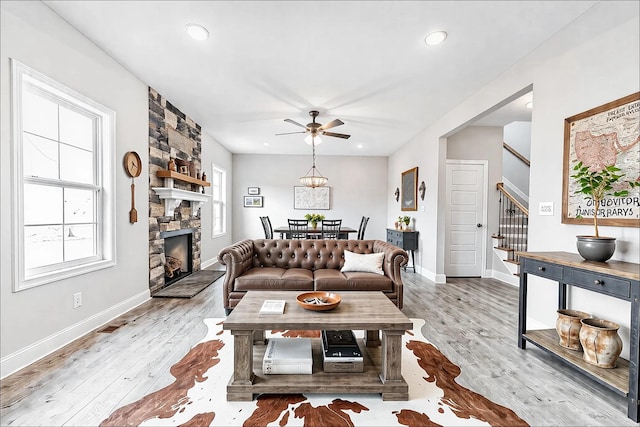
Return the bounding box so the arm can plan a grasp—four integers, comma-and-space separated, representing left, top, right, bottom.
200, 131, 233, 267
232, 154, 388, 242
388, 1, 639, 359
1, 1, 149, 376
503, 121, 531, 198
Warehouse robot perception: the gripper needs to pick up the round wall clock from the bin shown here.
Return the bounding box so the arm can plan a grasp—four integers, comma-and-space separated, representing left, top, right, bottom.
123, 151, 142, 178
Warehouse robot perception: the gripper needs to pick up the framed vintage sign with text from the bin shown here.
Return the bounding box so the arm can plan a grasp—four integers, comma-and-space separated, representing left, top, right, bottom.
562, 92, 640, 227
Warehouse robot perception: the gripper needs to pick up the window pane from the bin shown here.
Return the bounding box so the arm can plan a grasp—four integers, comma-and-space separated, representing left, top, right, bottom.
23, 132, 59, 179
64, 224, 96, 261
60, 144, 93, 184
24, 184, 63, 225
22, 90, 58, 140
24, 225, 63, 269
59, 105, 94, 151
64, 188, 95, 223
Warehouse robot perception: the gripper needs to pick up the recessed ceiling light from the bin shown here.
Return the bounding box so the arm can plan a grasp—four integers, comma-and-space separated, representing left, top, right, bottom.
525, 101, 533, 109
263, 142, 270, 146
185, 23, 209, 41
425, 31, 447, 46
356, 144, 364, 149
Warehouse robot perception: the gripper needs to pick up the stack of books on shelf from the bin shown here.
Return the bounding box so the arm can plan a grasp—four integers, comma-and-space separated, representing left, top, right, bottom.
262, 338, 312, 374
321, 330, 364, 373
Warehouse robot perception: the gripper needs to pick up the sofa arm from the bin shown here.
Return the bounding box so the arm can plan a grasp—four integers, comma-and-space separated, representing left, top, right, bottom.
217, 239, 255, 308
373, 240, 408, 308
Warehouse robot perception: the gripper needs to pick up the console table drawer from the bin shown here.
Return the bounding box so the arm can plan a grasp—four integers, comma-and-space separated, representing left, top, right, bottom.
566, 269, 631, 299
523, 259, 563, 281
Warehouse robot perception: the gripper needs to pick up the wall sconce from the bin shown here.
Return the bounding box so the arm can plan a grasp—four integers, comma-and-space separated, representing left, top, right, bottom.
419, 181, 426, 200
394, 187, 400, 202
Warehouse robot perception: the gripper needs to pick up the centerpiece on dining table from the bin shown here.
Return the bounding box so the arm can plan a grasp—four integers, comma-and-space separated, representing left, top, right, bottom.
304, 213, 325, 230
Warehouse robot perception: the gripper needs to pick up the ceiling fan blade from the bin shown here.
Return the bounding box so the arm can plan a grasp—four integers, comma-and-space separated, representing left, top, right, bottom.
319, 118, 344, 131
322, 131, 351, 139
284, 118, 308, 129
275, 131, 307, 136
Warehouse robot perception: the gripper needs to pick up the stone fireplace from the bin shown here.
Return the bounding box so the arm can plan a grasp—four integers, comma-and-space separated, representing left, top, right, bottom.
148, 87, 204, 294
161, 228, 195, 287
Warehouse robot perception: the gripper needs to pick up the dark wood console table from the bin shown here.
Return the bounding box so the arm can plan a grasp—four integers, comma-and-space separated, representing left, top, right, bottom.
386, 229, 418, 272
517, 251, 639, 422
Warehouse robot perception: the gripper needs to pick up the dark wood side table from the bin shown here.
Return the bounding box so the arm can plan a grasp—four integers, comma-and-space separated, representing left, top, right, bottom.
517, 251, 639, 422
386, 228, 418, 272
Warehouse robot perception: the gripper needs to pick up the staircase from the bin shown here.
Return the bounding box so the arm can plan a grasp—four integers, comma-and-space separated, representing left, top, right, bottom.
492, 183, 529, 279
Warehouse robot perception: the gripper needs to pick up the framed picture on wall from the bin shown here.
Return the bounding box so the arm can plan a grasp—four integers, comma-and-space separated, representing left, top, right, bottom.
561, 92, 640, 227
244, 196, 263, 208
247, 187, 260, 195
401, 167, 418, 211
294, 186, 330, 210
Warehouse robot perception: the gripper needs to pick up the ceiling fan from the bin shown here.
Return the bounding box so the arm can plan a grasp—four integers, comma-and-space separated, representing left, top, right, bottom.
276, 110, 351, 141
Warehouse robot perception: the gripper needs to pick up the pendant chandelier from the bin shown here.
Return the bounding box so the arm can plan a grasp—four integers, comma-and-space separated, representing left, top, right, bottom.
299, 135, 328, 188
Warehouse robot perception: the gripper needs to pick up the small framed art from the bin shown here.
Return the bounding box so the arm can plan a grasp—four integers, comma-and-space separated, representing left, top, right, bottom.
247, 187, 260, 195
244, 196, 263, 208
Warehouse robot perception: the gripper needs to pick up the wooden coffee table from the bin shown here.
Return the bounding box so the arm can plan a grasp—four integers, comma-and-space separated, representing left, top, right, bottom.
223, 290, 413, 401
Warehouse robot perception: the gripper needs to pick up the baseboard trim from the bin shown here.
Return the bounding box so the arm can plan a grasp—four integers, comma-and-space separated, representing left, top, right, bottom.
490, 269, 519, 287
0, 290, 150, 379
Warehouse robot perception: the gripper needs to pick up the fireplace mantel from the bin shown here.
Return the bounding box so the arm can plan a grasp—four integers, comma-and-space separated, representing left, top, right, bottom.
152, 187, 211, 217
153, 171, 212, 217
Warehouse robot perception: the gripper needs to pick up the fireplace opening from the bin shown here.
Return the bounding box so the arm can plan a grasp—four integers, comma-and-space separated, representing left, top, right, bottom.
162, 230, 193, 287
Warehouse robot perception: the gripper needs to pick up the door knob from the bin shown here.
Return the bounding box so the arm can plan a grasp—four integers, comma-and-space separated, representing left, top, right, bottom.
477, 223, 483, 228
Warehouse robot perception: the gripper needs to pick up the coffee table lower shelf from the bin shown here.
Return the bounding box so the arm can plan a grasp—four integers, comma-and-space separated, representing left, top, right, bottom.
227, 337, 408, 401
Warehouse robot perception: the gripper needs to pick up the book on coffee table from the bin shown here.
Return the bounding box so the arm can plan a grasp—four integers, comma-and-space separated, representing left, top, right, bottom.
263, 338, 312, 374
259, 299, 285, 315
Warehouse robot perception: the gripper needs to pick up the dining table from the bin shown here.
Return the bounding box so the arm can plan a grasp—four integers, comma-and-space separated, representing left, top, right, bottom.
273, 225, 358, 240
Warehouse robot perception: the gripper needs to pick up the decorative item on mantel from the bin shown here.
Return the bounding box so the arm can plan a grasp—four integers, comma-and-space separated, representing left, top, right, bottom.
579, 317, 623, 368
168, 157, 176, 171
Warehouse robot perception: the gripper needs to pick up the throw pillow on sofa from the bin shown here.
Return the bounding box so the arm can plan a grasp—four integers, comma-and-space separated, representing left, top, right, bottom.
341, 250, 384, 275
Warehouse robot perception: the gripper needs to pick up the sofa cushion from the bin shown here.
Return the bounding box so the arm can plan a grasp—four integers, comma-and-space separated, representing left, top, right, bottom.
314, 269, 393, 292
340, 250, 384, 275
235, 267, 314, 291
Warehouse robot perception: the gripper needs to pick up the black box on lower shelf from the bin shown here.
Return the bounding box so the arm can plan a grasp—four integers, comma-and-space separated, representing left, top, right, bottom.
321, 330, 364, 373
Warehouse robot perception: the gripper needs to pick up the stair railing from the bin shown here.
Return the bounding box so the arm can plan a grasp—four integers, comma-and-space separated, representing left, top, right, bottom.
496, 182, 529, 263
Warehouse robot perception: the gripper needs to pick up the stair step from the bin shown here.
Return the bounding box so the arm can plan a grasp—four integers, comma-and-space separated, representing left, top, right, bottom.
504, 259, 520, 265
494, 246, 514, 252
491, 234, 505, 239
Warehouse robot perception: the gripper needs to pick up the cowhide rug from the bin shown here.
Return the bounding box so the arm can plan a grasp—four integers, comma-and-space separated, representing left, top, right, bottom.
100, 319, 528, 427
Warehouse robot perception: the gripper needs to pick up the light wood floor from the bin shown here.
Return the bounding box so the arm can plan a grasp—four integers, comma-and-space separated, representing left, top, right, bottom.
1, 272, 636, 426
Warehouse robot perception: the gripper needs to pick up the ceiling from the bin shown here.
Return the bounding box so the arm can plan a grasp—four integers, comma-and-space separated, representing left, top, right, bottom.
44, 1, 596, 156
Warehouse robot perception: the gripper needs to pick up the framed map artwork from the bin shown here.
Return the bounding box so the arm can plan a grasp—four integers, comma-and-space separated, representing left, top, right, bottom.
294, 186, 330, 210
562, 92, 640, 227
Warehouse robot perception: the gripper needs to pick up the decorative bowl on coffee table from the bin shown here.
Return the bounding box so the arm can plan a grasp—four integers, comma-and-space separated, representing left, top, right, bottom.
296, 291, 341, 311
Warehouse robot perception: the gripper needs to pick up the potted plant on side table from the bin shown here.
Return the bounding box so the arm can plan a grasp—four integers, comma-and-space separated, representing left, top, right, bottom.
571, 161, 638, 262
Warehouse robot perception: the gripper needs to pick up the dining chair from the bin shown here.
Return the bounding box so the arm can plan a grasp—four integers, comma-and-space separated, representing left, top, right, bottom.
321, 219, 342, 239
260, 216, 273, 239
357, 216, 369, 240
288, 219, 310, 239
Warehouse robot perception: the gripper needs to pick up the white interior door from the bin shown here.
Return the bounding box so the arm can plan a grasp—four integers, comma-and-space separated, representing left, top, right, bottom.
445, 161, 487, 277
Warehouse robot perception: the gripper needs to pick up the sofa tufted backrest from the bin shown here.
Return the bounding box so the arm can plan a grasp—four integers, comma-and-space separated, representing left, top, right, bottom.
251, 239, 377, 270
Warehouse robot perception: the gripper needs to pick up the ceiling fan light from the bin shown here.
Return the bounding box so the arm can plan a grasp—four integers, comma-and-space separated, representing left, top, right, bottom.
425, 30, 447, 46
185, 23, 209, 41
305, 134, 322, 145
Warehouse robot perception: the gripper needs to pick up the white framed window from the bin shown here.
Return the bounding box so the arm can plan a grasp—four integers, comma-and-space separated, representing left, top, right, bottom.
211, 163, 226, 237
11, 59, 116, 291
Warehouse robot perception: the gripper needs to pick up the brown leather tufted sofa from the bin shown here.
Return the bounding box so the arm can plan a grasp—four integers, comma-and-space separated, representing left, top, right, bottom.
217, 239, 408, 313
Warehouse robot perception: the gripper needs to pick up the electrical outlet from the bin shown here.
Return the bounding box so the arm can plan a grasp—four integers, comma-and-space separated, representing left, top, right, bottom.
73, 292, 82, 309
